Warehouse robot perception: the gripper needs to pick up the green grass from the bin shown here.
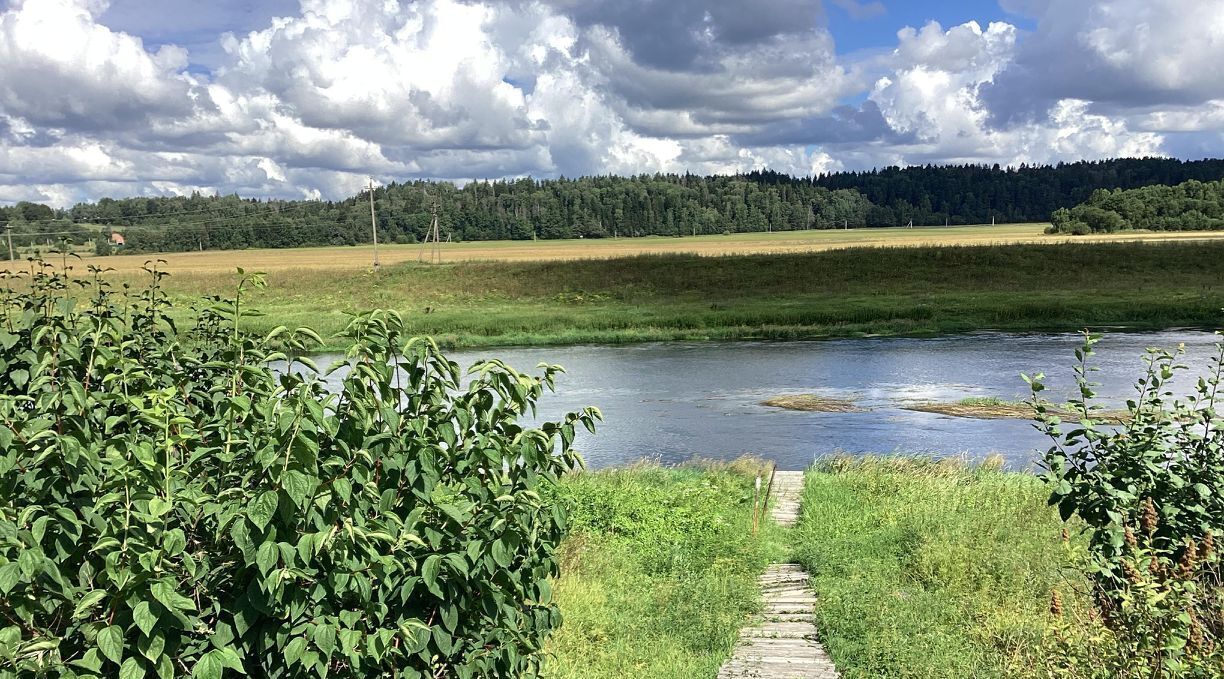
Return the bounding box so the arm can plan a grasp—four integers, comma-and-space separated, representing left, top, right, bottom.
791, 457, 1082, 678
74, 239, 1224, 349
543, 461, 782, 678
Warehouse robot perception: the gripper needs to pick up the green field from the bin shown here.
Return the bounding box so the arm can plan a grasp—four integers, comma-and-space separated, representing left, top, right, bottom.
81, 239, 1223, 349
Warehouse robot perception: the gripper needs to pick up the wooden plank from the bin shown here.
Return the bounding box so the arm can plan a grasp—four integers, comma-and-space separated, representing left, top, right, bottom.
717, 472, 840, 678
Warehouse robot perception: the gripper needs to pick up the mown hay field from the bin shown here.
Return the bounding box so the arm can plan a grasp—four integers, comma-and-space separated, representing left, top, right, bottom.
12, 222, 1224, 274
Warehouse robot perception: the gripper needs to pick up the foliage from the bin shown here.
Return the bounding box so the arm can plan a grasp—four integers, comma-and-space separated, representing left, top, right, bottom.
811, 157, 1224, 227
1029, 333, 1224, 675
542, 461, 778, 679
3, 157, 1221, 254
1049, 178, 1224, 233
791, 457, 1073, 678
0, 263, 598, 678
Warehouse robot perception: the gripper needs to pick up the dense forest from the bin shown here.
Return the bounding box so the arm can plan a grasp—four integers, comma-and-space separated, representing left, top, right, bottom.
1, 157, 1222, 256
1049, 178, 1224, 234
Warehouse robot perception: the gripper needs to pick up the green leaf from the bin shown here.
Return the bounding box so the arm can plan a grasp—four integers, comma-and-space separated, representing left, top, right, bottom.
421, 555, 443, 597
491, 539, 512, 568
97, 625, 124, 664
284, 637, 307, 666
248, 491, 278, 531
312, 624, 336, 657
70, 648, 104, 672
256, 540, 278, 576
148, 497, 172, 518
138, 632, 165, 662
192, 650, 223, 679
120, 656, 145, 679
17, 549, 40, 578
282, 470, 315, 509
73, 590, 108, 619
151, 581, 197, 612
0, 562, 21, 594
132, 601, 159, 636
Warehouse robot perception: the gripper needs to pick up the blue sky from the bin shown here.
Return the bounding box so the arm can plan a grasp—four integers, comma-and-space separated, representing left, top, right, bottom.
826, 0, 1033, 54
0, 0, 1219, 206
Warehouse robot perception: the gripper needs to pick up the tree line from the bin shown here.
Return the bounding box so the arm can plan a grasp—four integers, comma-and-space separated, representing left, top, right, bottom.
1049, 177, 1224, 234
1, 157, 1222, 256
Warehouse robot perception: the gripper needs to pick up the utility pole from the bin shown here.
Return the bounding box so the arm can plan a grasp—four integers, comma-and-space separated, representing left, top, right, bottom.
4, 226, 12, 262
417, 200, 441, 265
368, 180, 380, 272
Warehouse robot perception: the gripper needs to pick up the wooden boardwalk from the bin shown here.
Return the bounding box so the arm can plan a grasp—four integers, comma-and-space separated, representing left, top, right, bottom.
717, 471, 840, 679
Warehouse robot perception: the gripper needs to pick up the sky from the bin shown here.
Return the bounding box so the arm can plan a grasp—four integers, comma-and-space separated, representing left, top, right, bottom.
0, 0, 1222, 207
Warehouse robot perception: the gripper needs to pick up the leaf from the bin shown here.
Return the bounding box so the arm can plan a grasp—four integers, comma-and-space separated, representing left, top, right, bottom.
97, 624, 124, 664
148, 497, 172, 518
312, 624, 336, 657
0, 562, 22, 594
73, 590, 108, 619
491, 539, 512, 568
192, 650, 223, 679
138, 632, 165, 662
120, 656, 145, 679
421, 555, 443, 597
133, 601, 159, 636
151, 580, 197, 612
17, 549, 40, 578
284, 637, 307, 666
70, 648, 104, 672
282, 470, 316, 509
248, 491, 278, 531
256, 540, 278, 576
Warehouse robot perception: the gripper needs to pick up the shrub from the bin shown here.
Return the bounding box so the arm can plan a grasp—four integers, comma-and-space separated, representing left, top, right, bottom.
1028, 333, 1224, 675
0, 263, 598, 678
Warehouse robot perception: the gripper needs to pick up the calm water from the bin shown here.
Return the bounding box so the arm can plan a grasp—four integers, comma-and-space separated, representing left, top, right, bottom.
317, 331, 1221, 471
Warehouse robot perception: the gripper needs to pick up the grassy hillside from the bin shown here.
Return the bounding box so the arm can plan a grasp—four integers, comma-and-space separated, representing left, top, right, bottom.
8, 239, 1223, 349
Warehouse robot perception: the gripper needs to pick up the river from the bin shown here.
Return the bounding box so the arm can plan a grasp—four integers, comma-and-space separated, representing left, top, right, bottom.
316, 330, 1221, 471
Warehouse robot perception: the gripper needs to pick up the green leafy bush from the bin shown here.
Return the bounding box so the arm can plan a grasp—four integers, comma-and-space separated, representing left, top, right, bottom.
1029, 333, 1224, 675
0, 263, 597, 678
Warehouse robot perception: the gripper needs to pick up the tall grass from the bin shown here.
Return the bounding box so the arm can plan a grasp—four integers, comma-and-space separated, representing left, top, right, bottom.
543, 461, 781, 679
791, 457, 1081, 678
22, 240, 1224, 348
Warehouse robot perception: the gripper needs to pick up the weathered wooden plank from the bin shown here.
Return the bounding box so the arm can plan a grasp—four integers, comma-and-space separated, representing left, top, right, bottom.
717, 472, 840, 678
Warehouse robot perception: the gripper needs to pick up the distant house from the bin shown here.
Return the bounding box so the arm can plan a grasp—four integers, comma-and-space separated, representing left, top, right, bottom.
109, 232, 125, 247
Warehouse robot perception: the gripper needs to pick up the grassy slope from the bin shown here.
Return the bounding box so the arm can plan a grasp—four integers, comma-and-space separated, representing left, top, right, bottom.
791, 458, 1080, 679
544, 463, 779, 678
105, 240, 1222, 349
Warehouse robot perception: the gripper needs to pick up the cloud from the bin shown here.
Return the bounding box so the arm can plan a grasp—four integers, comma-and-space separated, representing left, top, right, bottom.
0, 0, 1219, 207
866, 21, 1162, 166
0, 0, 208, 132
541, 0, 828, 71
983, 0, 1224, 122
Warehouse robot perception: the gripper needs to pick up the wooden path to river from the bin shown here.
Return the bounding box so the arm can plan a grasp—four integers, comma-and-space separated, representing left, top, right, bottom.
716, 471, 840, 679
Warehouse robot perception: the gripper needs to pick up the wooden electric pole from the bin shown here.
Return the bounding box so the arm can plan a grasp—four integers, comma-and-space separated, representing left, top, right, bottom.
368, 180, 380, 272
5, 226, 13, 261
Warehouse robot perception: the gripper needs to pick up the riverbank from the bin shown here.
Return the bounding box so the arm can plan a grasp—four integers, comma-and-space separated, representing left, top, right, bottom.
793, 457, 1076, 678
59, 240, 1220, 350
547, 457, 1089, 678
544, 460, 781, 678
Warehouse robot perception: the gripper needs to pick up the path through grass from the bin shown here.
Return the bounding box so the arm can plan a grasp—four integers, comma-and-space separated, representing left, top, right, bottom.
544, 462, 782, 678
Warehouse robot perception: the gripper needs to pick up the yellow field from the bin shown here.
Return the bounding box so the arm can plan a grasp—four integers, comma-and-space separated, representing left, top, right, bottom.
7, 223, 1224, 274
